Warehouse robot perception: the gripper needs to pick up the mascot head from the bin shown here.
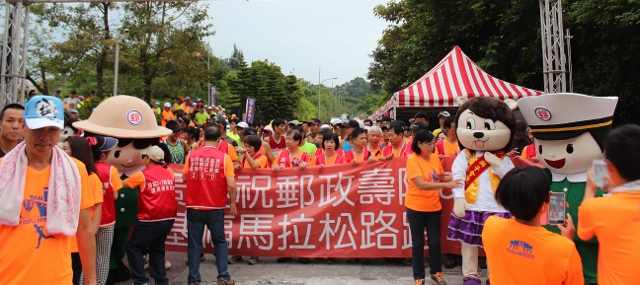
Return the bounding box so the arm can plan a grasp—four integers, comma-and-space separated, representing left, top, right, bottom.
73, 95, 172, 176
518, 93, 618, 175
455, 97, 517, 152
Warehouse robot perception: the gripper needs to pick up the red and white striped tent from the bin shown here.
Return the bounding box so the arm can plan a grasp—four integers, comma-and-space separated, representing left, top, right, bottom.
369, 46, 543, 121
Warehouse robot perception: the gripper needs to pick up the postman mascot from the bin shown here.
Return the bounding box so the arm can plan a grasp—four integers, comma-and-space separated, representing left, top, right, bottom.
446, 97, 517, 285
74, 95, 172, 285
518, 93, 617, 284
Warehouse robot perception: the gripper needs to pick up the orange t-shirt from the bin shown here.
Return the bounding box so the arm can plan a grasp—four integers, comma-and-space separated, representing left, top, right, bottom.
70, 173, 103, 252
482, 217, 584, 285
224, 143, 239, 162
405, 153, 444, 212
161, 109, 174, 127
577, 192, 640, 285
436, 139, 460, 157
243, 154, 268, 169
0, 158, 93, 285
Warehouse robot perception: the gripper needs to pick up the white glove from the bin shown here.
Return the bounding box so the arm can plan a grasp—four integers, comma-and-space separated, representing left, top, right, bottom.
453, 197, 467, 218
484, 152, 502, 170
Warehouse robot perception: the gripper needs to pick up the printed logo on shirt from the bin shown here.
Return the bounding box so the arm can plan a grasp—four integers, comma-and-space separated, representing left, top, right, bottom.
429, 169, 440, 182
506, 240, 534, 259
20, 187, 54, 249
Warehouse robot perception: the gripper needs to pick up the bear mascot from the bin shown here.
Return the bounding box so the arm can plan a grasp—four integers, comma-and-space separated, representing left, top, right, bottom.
73, 95, 172, 285
518, 93, 618, 284
446, 97, 517, 285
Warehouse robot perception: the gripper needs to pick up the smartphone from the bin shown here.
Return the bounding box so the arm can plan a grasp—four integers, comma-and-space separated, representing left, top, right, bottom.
592, 159, 609, 189
548, 192, 566, 225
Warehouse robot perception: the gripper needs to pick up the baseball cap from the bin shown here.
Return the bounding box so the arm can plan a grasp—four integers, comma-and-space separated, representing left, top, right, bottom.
239, 127, 257, 136
346, 119, 360, 129
410, 122, 429, 132
320, 124, 331, 129
166, 120, 182, 133
264, 125, 273, 133
178, 96, 184, 101
164, 102, 171, 108
237, 121, 249, 129
86, 135, 118, 152
207, 106, 213, 110
185, 96, 191, 100
381, 116, 392, 122
155, 101, 160, 105
24, 95, 64, 130
308, 118, 321, 125
54, 88, 60, 92
438, 111, 451, 118
330, 118, 342, 125
141, 146, 165, 163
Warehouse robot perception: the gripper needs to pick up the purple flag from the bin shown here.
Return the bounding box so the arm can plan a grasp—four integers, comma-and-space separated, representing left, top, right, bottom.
245, 98, 256, 124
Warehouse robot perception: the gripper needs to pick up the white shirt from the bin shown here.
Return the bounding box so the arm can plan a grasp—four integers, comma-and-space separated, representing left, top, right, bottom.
451, 150, 514, 212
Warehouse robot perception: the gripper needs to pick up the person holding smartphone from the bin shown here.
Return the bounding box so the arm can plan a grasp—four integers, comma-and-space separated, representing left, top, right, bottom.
482, 166, 584, 285
406, 130, 462, 285
578, 124, 640, 285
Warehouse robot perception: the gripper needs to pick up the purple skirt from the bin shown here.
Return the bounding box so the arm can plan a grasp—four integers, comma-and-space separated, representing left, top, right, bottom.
446, 210, 512, 247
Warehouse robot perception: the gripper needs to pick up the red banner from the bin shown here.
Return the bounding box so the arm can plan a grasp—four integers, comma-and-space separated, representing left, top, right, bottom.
165, 156, 538, 258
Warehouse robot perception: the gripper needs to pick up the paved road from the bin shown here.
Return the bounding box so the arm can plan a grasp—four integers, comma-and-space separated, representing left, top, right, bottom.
117, 252, 489, 285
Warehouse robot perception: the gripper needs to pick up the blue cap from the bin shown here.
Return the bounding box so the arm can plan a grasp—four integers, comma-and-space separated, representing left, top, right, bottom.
24, 95, 64, 130
155, 101, 160, 105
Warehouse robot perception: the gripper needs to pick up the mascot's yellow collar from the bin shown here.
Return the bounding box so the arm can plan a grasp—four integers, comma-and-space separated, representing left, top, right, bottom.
551, 171, 587, 183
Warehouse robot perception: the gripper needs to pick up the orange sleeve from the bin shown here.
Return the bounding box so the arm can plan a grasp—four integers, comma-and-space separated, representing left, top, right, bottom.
565, 246, 585, 285
227, 144, 239, 161
74, 159, 95, 210
224, 155, 235, 177
272, 152, 282, 168
124, 172, 146, 191
110, 166, 123, 192
434, 155, 444, 176
309, 154, 317, 166
577, 201, 596, 241
182, 155, 190, 177
521, 145, 530, 159
406, 156, 422, 180
257, 156, 268, 169
90, 174, 103, 204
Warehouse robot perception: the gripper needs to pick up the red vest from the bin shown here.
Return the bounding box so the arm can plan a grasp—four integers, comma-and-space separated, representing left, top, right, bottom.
313, 151, 345, 165
241, 152, 265, 168
277, 149, 310, 168
382, 143, 410, 158
185, 146, 230, 209
95, 161, 117, 226
405, 138, 414, 155
345, 147, 370, 163
218, 139, 230, 154
138, 165, 177, 221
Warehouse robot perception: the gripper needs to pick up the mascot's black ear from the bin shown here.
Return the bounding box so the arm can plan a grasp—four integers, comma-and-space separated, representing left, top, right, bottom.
504, 99, 518, 111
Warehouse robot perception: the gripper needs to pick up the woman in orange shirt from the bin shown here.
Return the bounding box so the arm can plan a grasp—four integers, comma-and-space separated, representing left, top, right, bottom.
406, 131, 461, 285
272, 130, 310, 171
482, 167, 583, 285
310, 133, 345, 166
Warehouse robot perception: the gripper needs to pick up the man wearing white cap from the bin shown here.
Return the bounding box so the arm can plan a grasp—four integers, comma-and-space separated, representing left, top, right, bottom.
161, 102, 174, 127
432, 111, 451, 138
518, 93, 618, 284
0, 95, 97, 284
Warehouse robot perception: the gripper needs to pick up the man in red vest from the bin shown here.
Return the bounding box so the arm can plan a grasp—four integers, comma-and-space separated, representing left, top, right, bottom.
182, 124, 237, 285
123, 145, 177, 285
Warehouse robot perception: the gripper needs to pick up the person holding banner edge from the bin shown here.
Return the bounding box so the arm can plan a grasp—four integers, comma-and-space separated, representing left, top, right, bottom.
406, 130, 462, 285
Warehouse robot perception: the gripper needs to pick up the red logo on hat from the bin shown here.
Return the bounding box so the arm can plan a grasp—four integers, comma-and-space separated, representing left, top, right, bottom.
127, 110, 143, 125
534, 107, 552, 121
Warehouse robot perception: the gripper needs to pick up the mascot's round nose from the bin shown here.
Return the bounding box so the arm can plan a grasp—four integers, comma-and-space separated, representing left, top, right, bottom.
473, 132, 484, 138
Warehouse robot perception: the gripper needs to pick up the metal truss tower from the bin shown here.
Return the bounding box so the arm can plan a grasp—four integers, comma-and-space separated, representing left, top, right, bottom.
538, 0, 567, 94
1, 0, 30, 105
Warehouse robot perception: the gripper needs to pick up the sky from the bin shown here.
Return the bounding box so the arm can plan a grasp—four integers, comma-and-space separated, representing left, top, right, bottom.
203, 0, 390, 86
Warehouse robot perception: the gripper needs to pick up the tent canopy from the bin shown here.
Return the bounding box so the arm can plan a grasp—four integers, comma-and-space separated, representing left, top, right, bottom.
370, 46, 543, 122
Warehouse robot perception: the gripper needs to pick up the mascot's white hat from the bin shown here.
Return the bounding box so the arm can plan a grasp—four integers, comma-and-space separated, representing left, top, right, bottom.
73, 95, 172, 138
518, 93, 618, 140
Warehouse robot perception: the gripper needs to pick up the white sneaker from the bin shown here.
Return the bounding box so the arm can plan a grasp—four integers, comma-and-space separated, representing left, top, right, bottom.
165, 260, 172, 270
